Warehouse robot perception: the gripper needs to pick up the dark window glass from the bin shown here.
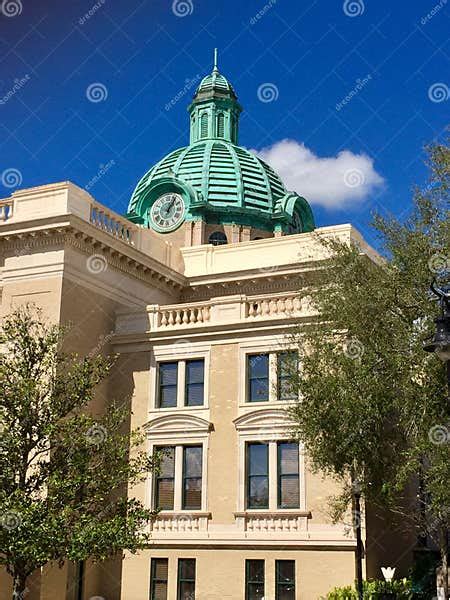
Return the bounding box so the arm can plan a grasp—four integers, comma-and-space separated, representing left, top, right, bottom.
247, 354, 269, 402
200, 113, 208, 138
185, 360, 204, 406
158, 362, 178, 408
276, 560, 295, 600
245, 560, 265, 600
155, 447, 175, 510
278, 442, 299, 509
177, 559, 195, 600
208, 231, 227, 246
277, 352, 298, 401
183, 446, 202, 510
217, 113, 225, 137
247, 443, 269, 509
150, 558, 168, 600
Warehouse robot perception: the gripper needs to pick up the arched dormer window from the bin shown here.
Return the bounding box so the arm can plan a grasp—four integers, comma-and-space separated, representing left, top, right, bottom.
200, 113, 208, 138
217, 113, 225, 138
208, 231, 227, 246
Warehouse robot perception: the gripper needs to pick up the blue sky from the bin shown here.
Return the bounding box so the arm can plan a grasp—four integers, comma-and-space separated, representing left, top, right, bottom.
0, 0, 449, 247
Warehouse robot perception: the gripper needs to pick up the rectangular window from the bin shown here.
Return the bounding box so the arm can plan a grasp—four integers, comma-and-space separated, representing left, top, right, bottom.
278, 443, 300, 509
245, 560, 265, 600
185, 359, 204, 406
150, 558, 168, 600
277, 352, 298, 401
177, 558, 196, 600
158, 362, 178, 408
182, 446, 202, 510
247, 443, 269, 509
155, 447, 175, 510
247, 353, 269, 402
276, 560, 295, 600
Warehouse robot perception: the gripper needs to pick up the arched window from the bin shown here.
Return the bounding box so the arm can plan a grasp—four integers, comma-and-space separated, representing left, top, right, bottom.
200, 113, 208, 138
208, 231, 227, 246
217, 113, 225, 138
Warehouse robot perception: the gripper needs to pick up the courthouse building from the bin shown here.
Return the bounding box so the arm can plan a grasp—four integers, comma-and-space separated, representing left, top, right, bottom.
0, 60, 412, 600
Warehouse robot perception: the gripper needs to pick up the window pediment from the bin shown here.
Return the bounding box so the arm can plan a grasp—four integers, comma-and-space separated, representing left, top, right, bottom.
146, 413, 213, 439
233, 408, 293, 435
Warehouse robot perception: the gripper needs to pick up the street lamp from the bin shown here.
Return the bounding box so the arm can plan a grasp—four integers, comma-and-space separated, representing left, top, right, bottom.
424, 281, 450, 366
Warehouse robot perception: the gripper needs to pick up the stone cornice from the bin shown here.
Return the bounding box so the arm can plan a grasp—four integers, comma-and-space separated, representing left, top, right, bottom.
0, 214, 186, 294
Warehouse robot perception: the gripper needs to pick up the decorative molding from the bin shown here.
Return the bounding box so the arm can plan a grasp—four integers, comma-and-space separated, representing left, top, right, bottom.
145, 413, 213, 437
233, 408, 294, 434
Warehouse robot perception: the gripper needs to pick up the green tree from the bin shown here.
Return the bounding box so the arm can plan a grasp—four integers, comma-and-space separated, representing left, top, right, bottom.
288, 140, 449, 599
0, 306, 156, 600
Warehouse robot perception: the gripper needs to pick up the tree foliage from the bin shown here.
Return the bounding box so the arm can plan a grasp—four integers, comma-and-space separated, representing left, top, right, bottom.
288, 139, 449, 586
0, 306, 156, 598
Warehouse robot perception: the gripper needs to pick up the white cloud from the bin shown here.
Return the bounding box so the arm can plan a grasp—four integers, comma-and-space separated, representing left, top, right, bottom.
252, 139, 385, 209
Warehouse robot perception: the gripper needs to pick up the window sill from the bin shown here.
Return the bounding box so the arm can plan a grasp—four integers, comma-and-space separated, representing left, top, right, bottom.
234, 510, 311, 518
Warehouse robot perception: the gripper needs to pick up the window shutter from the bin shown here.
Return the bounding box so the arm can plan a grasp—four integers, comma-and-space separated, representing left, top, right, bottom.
217, 113, 225, 137
200, 113, 208, 138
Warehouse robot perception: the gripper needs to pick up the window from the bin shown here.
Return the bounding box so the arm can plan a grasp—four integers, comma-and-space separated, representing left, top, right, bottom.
156, 359, 205, 408
247, 443, 269, 509
200, 113, 208, 138
150, 558, 168, 600
277, 443, 300, 509
247, 354, 269, 402
185, 360, 204, 407
217, 113, 225, 137
276, 560, 295, 600
155, 447, 175, 510
182, 446, 202, 510
277, 352, 298, 401
245, 560, 265, 600
158, 362, 178, 408
153, 444, 204, 512
208, 231, 227, 246
244, 350, 298, 403
177, 559, 196, 600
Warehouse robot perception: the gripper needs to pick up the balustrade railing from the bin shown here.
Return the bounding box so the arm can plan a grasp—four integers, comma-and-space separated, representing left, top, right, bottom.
90, 202, 136, 245
0, 199, 14, 221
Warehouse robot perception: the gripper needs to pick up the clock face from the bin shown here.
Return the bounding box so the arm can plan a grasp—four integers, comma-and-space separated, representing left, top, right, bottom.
150, 193, 185, 232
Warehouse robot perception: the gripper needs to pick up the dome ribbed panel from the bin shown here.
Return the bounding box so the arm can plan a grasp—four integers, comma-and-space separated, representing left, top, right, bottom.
176, 143, 206, 189
207, 142, 239, 202
129, 147, 185, 209
234, 147, 271, 209
260, 159, 286, 200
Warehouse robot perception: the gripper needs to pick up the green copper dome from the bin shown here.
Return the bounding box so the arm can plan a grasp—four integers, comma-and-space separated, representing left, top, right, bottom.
127, 51, 315, 235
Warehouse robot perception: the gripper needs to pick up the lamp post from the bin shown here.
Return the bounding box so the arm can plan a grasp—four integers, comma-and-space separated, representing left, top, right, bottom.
423, 280, 450, 600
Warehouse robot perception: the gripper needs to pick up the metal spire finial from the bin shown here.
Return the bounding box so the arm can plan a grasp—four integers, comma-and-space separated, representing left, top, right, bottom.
213, 48, 218, 72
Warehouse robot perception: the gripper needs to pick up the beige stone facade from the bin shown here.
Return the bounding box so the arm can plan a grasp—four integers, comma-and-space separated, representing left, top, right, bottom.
0, 182, 412, 600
